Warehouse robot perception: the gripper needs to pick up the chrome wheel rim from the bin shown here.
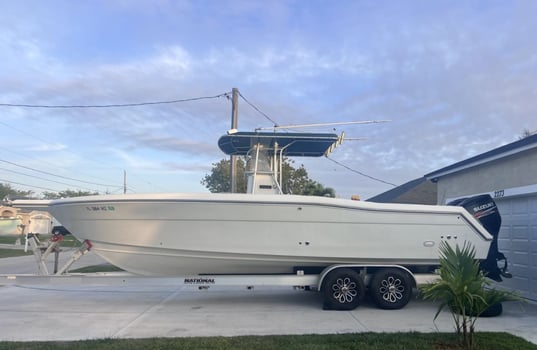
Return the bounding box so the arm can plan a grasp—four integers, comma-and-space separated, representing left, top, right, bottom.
379, 276, 404, 303
332, 277, 358, 303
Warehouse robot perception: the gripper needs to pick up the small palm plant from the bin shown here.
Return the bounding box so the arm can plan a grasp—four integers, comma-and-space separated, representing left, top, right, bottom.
420, 241, 519, 349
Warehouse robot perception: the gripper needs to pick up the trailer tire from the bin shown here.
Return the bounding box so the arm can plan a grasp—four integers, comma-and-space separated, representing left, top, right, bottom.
451, 301, 503, 317
369, 268, 413, 310
322, 268, 365, 310
479, 302, 503, 317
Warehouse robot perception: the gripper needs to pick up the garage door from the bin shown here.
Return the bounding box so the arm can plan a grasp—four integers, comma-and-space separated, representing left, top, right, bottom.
496, 195, 537, 302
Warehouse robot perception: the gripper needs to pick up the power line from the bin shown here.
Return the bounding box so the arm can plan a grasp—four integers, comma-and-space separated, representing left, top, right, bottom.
0, 91, 233, 189
0, 159, 120, 188
0, 178, 60, 192
0, 167, 98, 192
0, 120, 52, 145
0, 92, 231, 109
326, 157, 397, 187
0, 91, 233, 193
0, 146, 125, 191
238, 90, 394, 186
237, 91, 280, 127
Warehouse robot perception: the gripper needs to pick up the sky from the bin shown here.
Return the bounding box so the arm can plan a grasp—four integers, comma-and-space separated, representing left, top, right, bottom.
1, 0, 536, 200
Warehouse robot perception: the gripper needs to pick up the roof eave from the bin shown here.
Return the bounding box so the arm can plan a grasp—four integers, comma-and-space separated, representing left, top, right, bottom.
425, 139, 537, 181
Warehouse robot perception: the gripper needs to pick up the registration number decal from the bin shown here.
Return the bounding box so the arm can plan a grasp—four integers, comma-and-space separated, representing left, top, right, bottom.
86, 206, 116, 212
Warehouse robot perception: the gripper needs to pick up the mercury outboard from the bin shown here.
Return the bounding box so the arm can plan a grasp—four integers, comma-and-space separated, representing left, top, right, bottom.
448, 194, 512, 282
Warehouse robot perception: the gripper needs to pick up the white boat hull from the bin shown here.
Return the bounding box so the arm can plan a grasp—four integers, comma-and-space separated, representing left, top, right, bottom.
48, 193, 493, 276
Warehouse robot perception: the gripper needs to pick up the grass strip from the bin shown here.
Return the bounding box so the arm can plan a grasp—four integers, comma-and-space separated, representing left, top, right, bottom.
0, 248, 33, 258
69, 264, 124, 273
0, 234, 82, 258
0, 332, 535, 350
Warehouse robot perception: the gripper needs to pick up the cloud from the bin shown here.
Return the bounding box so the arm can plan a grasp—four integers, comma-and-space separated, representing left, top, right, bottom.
25, 143, 67, 152
124, 133, 219, 157
161, 161, 212, 173
108, 148, 162, 170
1, 1, 537, 199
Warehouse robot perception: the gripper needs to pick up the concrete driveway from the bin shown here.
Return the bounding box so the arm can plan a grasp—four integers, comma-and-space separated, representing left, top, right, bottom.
0, 282, 534, 343
0, 255, 535, 344
0, 248, 107, 275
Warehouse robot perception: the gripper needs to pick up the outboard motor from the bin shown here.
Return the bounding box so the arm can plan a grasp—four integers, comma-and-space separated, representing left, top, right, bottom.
448, 194, 512, 282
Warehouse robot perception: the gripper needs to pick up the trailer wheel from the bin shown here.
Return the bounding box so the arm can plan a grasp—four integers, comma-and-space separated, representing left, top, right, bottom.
369, 268, 413, 310
450, 301, 503, 317
322, 268, 365, 310
479, 302, 503, 317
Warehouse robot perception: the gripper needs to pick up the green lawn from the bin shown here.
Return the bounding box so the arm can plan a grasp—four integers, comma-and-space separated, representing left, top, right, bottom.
0, 332, 535, 350
0, 234, 80, 246
0, 248, 33, 258
0, 236, 23, 245
0, 234, 81, 258
0, 236, 32, 257
70, 264, 124, 273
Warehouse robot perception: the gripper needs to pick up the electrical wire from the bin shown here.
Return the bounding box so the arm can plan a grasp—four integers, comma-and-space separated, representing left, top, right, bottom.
0, 120, 52, 145
0, 178, 60, 192
0, 90, 231, 168
0, 159, 119, 188
1, 90, 395, 192
0, 91, 232, 193
0, 146, 128, 192
0, 167, 98, 192
236, 90, 395, 187
326, 157, 397, 187
0, 92, 231, 109
237, 91, 280, 127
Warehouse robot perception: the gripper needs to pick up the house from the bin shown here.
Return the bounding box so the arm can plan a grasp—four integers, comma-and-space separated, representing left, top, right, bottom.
425, 134, 537, 301
367, 177, 437, 205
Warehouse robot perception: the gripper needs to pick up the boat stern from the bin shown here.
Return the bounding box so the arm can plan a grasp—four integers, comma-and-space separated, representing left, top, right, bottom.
448, 194, 512, 282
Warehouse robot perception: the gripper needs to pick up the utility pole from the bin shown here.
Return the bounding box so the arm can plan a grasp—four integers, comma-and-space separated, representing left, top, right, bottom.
230, 87, 239, 193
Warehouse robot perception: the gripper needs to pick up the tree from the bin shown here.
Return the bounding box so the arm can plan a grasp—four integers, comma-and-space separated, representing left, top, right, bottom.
519, 129, 536, 139
302, 181, 336, 197
201, 158, 335, 197
42, 190, 99, 199
420, 241, 520, 350
281, 162, 310, 194
0, 183, 33, 200
201, 158, 247, 193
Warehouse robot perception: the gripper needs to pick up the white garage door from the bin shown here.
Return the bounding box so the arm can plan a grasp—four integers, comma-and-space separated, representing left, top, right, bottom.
496, 195, 537, 302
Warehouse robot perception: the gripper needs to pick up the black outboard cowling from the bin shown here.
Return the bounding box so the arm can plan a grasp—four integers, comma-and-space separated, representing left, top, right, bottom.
447, 194, 512, 282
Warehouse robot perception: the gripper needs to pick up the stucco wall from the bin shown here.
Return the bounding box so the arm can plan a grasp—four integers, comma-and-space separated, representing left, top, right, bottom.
433, 146, 537, 301
435, 148, 537, 204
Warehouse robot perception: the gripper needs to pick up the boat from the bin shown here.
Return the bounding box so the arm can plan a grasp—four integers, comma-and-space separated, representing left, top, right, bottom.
46, 131, 510, 281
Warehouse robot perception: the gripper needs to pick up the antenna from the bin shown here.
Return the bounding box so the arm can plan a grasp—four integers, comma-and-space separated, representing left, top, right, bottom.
255, 120, 390, 131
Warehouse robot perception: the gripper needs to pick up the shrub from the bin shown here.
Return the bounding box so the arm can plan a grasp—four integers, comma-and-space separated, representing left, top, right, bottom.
420, 241, 520, 349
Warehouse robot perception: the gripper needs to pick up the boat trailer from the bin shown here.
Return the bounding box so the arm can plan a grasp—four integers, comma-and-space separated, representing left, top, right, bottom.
1, 234, 439, 311
2, 231, 92, 276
